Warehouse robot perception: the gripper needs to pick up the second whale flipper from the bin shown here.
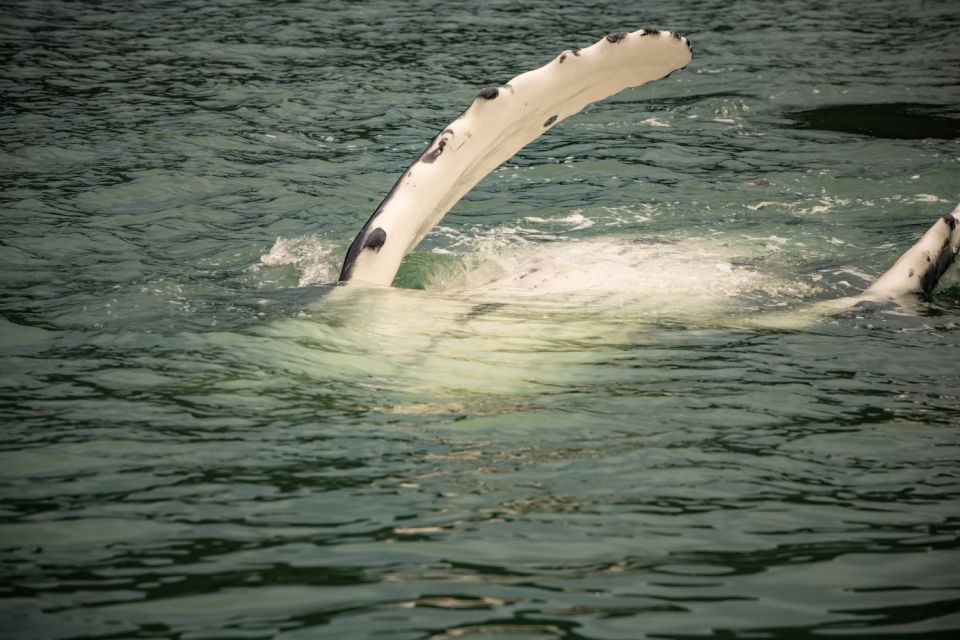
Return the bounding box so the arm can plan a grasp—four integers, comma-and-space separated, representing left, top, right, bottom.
858, 204, 960, 305
339, 29, 693, 286
758, 205, 960, 329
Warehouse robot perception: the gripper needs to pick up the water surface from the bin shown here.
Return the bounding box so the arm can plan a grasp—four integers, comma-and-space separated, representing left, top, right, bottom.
2, 1, 960, 638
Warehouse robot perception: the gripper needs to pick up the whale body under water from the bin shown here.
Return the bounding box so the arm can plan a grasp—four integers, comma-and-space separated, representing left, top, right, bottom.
334, 28, 960, 317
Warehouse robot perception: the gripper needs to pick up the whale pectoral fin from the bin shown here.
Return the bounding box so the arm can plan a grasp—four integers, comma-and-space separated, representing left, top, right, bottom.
860, 203, 960, 302
338, 28, 693, 286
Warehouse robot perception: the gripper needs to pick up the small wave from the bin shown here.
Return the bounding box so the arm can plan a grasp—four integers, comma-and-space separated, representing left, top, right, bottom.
523, 212, 595, 230
640, 117, 671, 128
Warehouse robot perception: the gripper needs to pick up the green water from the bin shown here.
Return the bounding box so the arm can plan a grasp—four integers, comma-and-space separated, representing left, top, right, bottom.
2, 1, 960, 638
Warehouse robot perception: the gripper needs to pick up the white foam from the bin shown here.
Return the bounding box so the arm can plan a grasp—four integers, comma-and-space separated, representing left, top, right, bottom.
263, 225, 817, 319
523, 212, 595, 230
425, 235, 784, 315
914, 193, 946, 203
259, 235, 337, 286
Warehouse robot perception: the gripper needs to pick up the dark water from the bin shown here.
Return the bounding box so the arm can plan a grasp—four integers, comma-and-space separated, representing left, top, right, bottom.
787, 103, 960, 140
2, 1, 960, 638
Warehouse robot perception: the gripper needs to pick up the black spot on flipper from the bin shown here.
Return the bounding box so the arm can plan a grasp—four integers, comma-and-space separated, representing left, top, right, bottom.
606, 32, 628, 43
543, 114, 558, 127
642, 28, 660, 37
909, 268, 915, 278
671, 31, 683, 41
559, 53, 566, 63
944, 213, 958, 229
518, 268, 536, 280
477, 86, 499, 100
362, 227, 387, 253
571, 47, 581, 56
421, 138, 446, 163
421, 129, 455, 164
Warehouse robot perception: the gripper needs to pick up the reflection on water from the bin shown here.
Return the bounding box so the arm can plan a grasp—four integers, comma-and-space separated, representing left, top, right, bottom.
2, 0, 960, 638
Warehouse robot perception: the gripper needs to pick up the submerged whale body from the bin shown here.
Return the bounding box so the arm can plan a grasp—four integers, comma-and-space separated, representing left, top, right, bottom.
336, 28, 960, 308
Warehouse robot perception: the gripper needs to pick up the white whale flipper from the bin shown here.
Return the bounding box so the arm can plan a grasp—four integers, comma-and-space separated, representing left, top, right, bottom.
754, 206, 960, 329
339, 29, 693, 285
858, 204, 960, 304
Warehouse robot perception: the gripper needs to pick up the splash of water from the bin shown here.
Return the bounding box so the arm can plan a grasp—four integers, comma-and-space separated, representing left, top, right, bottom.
258, 235, 338, 287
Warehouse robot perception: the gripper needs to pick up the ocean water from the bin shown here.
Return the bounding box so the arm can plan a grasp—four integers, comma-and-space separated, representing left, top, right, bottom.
2, 1, 960, 638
